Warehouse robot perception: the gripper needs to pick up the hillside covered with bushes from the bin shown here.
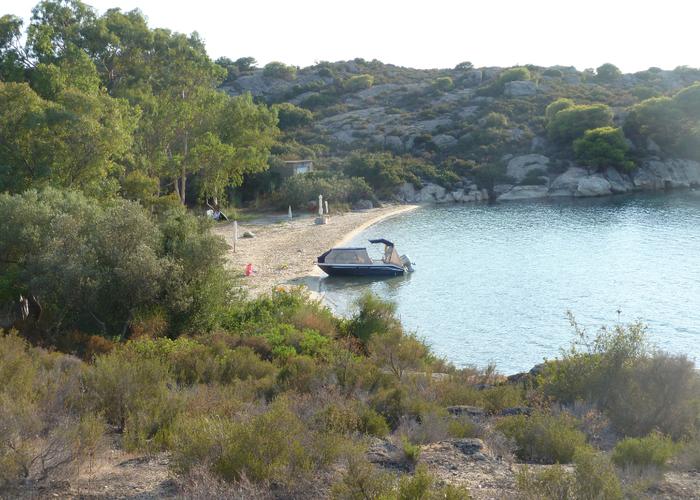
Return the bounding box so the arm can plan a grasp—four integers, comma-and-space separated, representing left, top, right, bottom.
2, 1, 700, 498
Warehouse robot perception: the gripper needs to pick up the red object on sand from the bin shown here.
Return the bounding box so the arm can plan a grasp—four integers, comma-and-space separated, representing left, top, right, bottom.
245, 263, 254, 276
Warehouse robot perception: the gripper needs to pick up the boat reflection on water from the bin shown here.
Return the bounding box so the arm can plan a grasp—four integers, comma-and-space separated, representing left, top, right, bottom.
317, 272, 414, 315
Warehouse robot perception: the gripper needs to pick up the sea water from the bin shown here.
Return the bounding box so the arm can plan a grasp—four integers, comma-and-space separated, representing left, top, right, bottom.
319, 192, 700, 373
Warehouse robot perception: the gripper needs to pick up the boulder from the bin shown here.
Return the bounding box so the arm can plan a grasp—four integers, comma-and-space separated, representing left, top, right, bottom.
604, 167, 635, 194
432, 134, 458, 150
530, 136, 547, 152
575, 175, 612, 197
493, 184, 514, 196
384, 135, 404, 152
634, 159, 700, 189
497, 185, 548, 201
451, 189, 465, 202
549, 167, 589, 196
242, 231, 255, 238
499, 407, 532, 417
397, 182, 417, 202
458, 106, 480, 119
446, 406, 485, 418
506, 154, 550, 182
503, 80, 537, 97
417, 183, 447, 203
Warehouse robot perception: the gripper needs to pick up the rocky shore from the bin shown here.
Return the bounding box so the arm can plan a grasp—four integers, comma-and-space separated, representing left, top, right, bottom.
396, 154, 700, 204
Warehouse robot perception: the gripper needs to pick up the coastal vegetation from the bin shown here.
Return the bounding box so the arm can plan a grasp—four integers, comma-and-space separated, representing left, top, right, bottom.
1, 1, 700, 497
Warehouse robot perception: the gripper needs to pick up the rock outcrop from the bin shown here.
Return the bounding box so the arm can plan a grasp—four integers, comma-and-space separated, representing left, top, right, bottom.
503, 80, 538, 97
506, 154, 550, 183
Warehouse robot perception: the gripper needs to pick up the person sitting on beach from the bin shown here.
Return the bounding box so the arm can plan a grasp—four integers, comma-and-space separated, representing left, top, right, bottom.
207, 201, 229, 221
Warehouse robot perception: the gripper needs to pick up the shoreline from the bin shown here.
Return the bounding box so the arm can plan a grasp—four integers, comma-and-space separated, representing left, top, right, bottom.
214, 204, 420, 298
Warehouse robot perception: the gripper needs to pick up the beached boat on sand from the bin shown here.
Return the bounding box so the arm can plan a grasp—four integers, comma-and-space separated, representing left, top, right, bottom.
316, 239, 414, 277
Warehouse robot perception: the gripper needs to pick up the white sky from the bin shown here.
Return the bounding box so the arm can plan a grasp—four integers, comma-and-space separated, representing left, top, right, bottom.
7, 0, 700, 72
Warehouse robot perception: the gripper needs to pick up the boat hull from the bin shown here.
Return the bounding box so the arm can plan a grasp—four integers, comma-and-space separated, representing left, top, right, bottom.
317, 263, 405, 277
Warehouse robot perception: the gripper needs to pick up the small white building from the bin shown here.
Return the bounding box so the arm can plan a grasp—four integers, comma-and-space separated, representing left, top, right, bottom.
282, 160, 314, 175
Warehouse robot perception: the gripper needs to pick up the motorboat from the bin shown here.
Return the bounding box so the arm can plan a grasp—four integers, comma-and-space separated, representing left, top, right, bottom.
316, 239, 414, 277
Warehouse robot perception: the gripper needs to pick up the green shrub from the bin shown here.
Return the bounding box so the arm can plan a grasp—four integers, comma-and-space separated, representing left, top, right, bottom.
547, 103, 613, 143
370, 329, 429, 380
573, 447, 622, 499
401, 437, 422, 467
171, 398, 342, 486
263, 61, 297, 80
612, 433, 677, 468
85, 349, 174, 433
273, 102, 313, 130
331, 449, 394, 499
496, 412, 587, 463
573, 127, 634, 172
0, 189, 234, 345
480, 384, 525, 413
624, 96, 684, 151
596, 63, 622, 82
545, 98, 574, 121
540, 320, 700, 438
346, 291, 401, 346
516, 464, 574, 500
0, 333, 105, 486
433, 76, 454, 92
343, 74, 374, 92
517, 449, 622, 500
396, 465, 472, 499
272, 172, 376, 210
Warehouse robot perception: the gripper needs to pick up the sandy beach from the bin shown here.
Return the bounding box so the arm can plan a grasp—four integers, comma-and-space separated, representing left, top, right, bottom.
214, 205, 419, 297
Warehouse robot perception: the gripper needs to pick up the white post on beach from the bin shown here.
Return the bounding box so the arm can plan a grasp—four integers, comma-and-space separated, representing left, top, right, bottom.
233, 220, 238, 253
288, 205, 293, 220
318, 195, 323, 216
324, 200, 329, 215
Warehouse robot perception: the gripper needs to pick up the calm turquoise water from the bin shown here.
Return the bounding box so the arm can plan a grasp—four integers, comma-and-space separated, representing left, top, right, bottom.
319, 192, 700, 373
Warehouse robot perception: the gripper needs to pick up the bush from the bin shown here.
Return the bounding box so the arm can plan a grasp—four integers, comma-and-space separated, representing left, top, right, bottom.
611, 433, 677, 468
0, 333, 105, 486
573, 447, 622, 499
573, 126, 634, 172
624, 96, 684, 151
545, 98, 574, 121
370, 329, 429, 380
547, 103, 613, 143
517, 449, 622, 500
396, 465, 472, 499
496, 411, 588, 463
343, 74, 374, 92
171, 398, 343, 486
346, 292, 402, 346
263, 61, 297, 81
540, 319, 700, 438
85, 349, 175, 434
0, 189, 234, 346
433, 76, 454, 92
596, 63, 622, 82
516, 464, 574, 499
272, 172, 376, 210
273, 102, 313, 130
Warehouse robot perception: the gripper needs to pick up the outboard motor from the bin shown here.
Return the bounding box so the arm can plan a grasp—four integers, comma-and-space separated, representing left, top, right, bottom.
400, 254, 414, 273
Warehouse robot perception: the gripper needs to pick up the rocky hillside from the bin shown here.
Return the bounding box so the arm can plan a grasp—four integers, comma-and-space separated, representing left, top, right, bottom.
223, 60, 700, 202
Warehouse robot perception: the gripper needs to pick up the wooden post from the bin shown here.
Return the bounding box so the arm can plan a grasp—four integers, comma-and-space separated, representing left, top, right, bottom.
288, 205, 293, 219
233, 220, 238, 253
324, 200, 329, 215
318, 195, 323, 216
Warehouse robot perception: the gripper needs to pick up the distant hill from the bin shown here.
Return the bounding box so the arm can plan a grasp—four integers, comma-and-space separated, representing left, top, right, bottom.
224, 59, 700, 202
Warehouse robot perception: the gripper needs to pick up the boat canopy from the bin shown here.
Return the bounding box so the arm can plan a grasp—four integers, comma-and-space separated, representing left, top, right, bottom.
319, 248, 372, 264
369, 238, 394, 247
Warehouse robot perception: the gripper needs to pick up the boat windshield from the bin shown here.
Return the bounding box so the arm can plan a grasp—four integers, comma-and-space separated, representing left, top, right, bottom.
324, 248, 372, 264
